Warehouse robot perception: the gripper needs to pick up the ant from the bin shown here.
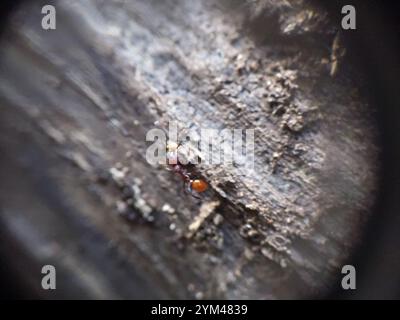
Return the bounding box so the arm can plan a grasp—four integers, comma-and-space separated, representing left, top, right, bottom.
166, 141, 208, 199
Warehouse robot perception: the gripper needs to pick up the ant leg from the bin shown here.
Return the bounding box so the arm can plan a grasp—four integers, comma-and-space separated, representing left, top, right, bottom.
183, 180, 189, 195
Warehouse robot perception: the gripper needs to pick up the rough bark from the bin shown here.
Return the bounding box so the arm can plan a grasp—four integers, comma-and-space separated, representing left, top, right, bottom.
0, 0, 379, 299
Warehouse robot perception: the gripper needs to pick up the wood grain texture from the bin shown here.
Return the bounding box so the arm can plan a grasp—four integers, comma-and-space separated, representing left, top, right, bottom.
0, 0, 379, 298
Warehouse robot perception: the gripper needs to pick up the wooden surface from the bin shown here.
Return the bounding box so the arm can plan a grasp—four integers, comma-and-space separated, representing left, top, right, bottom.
0, 0, 380, 299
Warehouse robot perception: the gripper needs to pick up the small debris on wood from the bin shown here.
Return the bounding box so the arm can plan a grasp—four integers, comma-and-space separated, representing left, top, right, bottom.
186, 200, 220, 239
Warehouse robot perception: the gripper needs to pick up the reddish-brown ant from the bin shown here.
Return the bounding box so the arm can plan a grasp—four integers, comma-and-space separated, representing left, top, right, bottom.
166, 141, 208, 198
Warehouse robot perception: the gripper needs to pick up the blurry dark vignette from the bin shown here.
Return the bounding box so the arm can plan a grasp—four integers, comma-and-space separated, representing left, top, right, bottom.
0, 0, 399, 299
0, 0, 25, 299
